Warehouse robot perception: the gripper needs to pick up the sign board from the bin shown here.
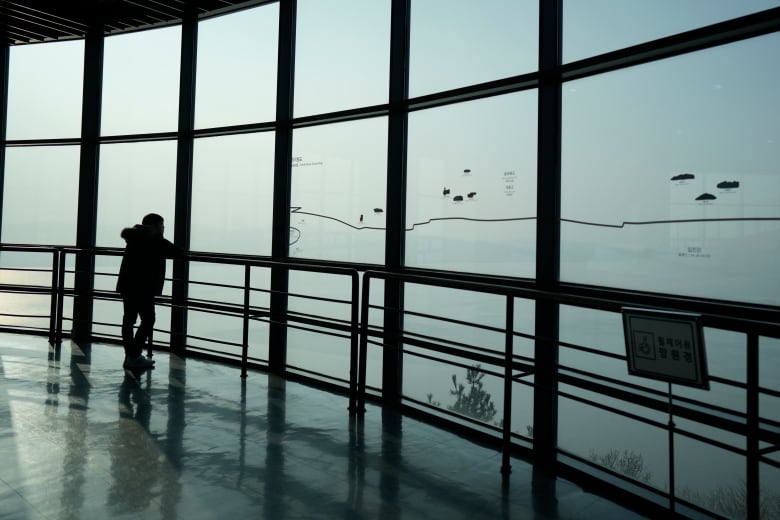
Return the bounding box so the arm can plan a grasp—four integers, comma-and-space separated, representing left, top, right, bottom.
622, 307, 709, 389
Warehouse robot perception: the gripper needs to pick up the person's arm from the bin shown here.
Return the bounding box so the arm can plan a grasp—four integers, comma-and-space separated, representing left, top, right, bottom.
162, 238, 186, 259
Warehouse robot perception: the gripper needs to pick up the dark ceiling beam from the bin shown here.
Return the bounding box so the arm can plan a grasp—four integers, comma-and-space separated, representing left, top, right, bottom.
6, 19, 76, 41
6, 24, 59, 43
1, 0, 265, 46
5, 4, 86, 34
127, 0, 185, 18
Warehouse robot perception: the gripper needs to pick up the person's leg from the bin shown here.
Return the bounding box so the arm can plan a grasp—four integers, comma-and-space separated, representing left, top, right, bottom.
133, 296, 156, 357
121, 296, 140, 358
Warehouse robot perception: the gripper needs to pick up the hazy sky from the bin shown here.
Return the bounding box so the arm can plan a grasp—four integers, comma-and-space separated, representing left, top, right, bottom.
2, 1, 779, 304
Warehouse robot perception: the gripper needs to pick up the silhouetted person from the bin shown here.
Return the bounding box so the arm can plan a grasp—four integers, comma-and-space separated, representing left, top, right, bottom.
116, 213, 184, 369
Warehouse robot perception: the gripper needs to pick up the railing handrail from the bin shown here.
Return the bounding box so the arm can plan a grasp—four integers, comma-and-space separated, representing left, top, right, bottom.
362, 269, 780, 338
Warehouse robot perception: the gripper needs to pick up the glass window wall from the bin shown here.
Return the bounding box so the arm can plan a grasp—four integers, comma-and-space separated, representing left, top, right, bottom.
195, 4, 279, 129
406, 92, 537, 277
6, 40, 84, 140
190, 133, 275, 255
95, 141, 178, 248
2, 146, 80, 245
294, 0, 391, 117
409, 0, 538, 97
563, 0, 780, 63
561, 34, 780, 306
101, 27, 181, 135
290, 117, 388, 264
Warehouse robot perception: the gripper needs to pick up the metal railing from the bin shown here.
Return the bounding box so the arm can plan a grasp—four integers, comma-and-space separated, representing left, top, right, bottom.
359, 270, 780, 519
1, 244, 779, 518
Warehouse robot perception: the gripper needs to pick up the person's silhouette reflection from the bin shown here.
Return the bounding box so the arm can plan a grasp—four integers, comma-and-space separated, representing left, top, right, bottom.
108, 372, 159, 514
59, 343, 91, 520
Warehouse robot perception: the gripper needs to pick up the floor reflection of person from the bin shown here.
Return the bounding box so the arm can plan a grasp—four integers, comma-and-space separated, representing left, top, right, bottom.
108, 375, 159, 514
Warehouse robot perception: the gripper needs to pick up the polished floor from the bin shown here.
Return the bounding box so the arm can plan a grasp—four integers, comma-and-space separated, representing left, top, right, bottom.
0, 333, 647, 519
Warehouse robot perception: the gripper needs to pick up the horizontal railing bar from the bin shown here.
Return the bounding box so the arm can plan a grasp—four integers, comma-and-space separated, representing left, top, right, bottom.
402, 347, 505, 380
0, 312, 49, 319
403, 308, 507, 335
364, 271, 780, 338
559, 340, 626, 360
284, 363, 351, 387
403, 329, 506, 359
402, 393, 504, 433
185, 334, 243, 349
402, 337, 505, 369
559, 363, 749, 421
557, 388, 670, 431
0, 286, 55, 294
0, 267, 52, 273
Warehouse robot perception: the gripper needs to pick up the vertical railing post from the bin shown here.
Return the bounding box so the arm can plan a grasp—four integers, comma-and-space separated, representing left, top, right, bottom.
48, 248, 59, 345
55, 250, 66, 346
348, 270, 360, 412
241, 263, 251, 378
746, 333, 759, 520
667, 383, 676, 513
501, 294, 514, 476
357, 273, 372, 414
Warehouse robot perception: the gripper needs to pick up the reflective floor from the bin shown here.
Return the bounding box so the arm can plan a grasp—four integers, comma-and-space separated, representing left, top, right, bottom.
0, 334, 647, 519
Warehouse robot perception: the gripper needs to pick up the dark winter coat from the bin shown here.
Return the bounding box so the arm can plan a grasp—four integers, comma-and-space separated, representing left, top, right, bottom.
116, 224, 184, 296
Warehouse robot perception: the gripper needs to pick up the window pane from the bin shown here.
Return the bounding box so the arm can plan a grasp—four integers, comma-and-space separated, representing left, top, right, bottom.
101, 27, 181, 135
406, 93, 537, 277
290, 118, 387, 264
409, 0, 538, 97
563, 0, 780, 63
294, 0, 390, 117
560, 35, 780, 306
2, 146, 80, 245
558, 393, 669, 491
195, 4, 279, 128
96, 141, 178, 248
191, 133, 275, 255
6, 40, 84, 139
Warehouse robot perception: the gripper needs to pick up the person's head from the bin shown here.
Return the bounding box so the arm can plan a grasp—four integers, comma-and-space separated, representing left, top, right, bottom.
141, 213, 165, 236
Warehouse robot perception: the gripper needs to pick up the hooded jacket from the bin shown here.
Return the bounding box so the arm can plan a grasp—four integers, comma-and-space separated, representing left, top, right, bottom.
116, 224, 184, 296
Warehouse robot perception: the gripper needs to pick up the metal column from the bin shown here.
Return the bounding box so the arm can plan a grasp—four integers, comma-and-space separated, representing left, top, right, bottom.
171, 10, 197, 355
72, 28, 104, 342
533, 0, 562, 476
269, 0, 297, 373
382, 0, 411, 406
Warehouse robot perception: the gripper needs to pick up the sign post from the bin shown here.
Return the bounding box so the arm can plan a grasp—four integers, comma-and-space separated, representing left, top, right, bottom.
622, 307, 709, 513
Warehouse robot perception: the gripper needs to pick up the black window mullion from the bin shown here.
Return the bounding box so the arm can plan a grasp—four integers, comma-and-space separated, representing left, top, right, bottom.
533, 0, 562, 473
381, 0, 411, 406
171, 8, 197, 354
72, 27, 103, 342
269, 0, 297, 372
0, 37, 8, 242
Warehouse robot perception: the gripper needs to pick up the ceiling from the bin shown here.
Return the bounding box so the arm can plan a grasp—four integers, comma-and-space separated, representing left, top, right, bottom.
1, 0, 266, 46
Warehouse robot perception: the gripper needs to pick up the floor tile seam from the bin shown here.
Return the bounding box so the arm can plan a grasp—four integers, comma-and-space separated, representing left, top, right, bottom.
0, 474, 50, 519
